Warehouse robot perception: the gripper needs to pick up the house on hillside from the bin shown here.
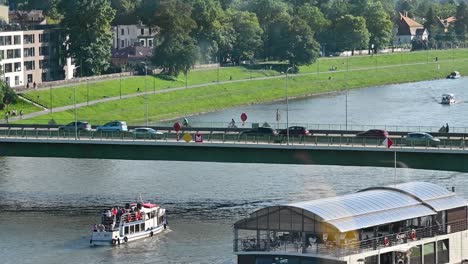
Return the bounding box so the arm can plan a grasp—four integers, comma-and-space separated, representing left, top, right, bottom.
438, 16, 456, 33
111, 45, 153, 68
394, 12, 428, 46
112, 24, 158, 50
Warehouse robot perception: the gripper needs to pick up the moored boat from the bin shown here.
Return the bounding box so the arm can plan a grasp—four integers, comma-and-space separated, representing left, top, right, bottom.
233, 182, 468, 264
90, 201, 167, 246
446, 71, 461, 79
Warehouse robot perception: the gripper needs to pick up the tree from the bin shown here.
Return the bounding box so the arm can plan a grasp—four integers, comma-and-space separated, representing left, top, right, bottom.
334, 15, 370, 54
365, 2, 394, 52
296, 4, 329, 33
111, 0, 141, 25
152, 34, 199, 76
228, 10, 263, 64
285, 17, 320, 67
0, 81, 17, 109
424, 7, 438, 40
455, 2, 468, 42
59, 0, 115, 76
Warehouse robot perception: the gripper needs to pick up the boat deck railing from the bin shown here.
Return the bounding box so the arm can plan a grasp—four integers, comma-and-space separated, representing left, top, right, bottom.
234, 219, 468, 257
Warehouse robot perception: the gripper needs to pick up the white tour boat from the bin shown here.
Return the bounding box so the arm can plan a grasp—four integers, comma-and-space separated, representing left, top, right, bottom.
234, 182, 468, 264
441, 93, 455, 105
90, 202, 167, 246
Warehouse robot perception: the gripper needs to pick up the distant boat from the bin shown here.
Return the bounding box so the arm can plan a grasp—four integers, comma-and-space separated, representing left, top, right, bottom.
441, 93, 456, 105
446, 71, 461, 79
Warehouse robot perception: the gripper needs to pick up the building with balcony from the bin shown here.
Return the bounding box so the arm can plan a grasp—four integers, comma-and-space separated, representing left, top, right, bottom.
234, 182, 468, 264
112, 24, 157, 50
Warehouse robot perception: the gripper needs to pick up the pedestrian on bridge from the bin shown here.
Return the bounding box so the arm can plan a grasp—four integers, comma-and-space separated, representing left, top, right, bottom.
446, 123, 449, 133
5, 112, 8, 124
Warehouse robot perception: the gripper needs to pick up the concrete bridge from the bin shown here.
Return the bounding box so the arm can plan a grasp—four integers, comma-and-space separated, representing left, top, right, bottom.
0, 126, 467, 173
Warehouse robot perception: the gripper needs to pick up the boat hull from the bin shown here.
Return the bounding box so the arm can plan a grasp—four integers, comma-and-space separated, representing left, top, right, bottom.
91, 225, 165, 246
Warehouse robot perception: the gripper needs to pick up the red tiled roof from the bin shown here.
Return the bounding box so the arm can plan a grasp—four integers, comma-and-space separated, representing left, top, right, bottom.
400, 13, 423, 28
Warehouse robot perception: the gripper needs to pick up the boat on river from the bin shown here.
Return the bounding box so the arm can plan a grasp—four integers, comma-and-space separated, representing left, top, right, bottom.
90, 201, 167, 246
441, 93, 456, 105
233, 182, 468, 264
446, 71, 461, 79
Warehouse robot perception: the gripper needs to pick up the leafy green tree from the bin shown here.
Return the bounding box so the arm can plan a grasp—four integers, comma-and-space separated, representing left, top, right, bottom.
0, 81, 17, 108
152, 34, 199, 76
296, 4, 329, 33
285, 17, 320, 67
455, 2, 468, 42
59, 0, 115, 76
334, 15, 370, 54
111, 0, 141, 25
424, 6, 438, 40
228, 10, 263, 64
365, 2, 394, 52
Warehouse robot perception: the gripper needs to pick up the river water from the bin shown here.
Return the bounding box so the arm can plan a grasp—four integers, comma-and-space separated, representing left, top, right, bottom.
1, 78, 468, 264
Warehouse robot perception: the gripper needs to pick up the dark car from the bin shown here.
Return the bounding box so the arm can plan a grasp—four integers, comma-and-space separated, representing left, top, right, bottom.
356, 129, 388, 139
58, 121, 91, 132
239, 127, 278, 137
279, 126, 311, 136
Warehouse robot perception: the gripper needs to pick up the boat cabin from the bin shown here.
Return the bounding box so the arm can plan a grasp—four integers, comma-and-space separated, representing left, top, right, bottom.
441, 94, 455, 105
446, 71, 460, 79
233, 182, 468, 264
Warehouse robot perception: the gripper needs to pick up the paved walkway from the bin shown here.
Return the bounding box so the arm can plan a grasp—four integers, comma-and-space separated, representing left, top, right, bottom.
8, 58, 463, 123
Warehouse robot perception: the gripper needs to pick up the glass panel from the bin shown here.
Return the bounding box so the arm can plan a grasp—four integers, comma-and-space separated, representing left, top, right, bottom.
437, 239, 449, 264
409, 245, 422, 264
424, 242, 435, 264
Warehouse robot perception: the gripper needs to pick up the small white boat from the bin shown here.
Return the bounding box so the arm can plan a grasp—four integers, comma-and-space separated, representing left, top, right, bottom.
441, 93, 455, 105
447, 71, 461, 79
90, 201, 167, 246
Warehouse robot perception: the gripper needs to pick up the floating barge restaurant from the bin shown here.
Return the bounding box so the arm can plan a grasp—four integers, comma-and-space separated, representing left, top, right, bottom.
234, 182, 468, 264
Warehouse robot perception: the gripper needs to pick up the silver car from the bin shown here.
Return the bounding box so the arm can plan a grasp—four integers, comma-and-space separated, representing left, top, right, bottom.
96, 121, 128, 132
133, 127, 164, 139
403, 132, 440, 147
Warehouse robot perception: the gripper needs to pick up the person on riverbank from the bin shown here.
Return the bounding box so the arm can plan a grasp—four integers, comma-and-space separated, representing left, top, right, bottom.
5, 112, 9, 123
183, 117, 189, 127
446, 123, 449, 133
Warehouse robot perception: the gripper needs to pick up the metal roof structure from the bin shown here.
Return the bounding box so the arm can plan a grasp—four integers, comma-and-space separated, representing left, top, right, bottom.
235, 182, 467, 233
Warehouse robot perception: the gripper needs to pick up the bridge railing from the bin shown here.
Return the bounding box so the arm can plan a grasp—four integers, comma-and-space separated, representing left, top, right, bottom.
0, 127, 466, 150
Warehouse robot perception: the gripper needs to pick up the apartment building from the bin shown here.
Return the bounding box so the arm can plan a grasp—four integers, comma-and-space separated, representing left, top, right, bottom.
0, 27, 73, 88
112, 24, 157, 50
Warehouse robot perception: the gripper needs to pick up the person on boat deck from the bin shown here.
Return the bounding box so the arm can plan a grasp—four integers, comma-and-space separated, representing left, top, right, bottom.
93, 224, 97, 232
163, 218, 168, 229
112, 207, 118, 216
105, 210, 112, 218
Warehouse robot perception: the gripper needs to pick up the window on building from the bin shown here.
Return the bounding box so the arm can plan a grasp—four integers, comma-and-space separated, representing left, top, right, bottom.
41, 72, 47, 81
14, 76, 19, 86
0, 50, 4, 59
24, 47, 35, 57
121, 40, 124, 48
39, 47, 50, 56
14, 35, 21, 45
437, 240, 449, 264
14, 62, 21, 72
24, 34, 35, 44
141, 28, 144, 35
27, 74, 33, 83
5, 77, 9, 85
121, 28, 124, 35
39, 33, 49, 43
141, 40, 145, 46
423, 242, 435, 264
0, 36, 4, 45
24, 61, 35, 70
5, 36, 12, 45
4, 63, 12, 73
6, 49, 13, 59
149, 28, 152, 34
149, 40, 153, 47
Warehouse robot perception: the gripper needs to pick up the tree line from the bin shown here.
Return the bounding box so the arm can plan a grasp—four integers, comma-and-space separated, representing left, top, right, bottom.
5, 0, 468, 77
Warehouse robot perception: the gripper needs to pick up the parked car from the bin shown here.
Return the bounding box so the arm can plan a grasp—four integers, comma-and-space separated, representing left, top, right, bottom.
403, 132, 440, 147
356, 129, 389, 139
96, 121, 128, 132
133, 127, 164, 139
58, 121, 91, 132
239, 127, 278, 137
279, 126, 311, 136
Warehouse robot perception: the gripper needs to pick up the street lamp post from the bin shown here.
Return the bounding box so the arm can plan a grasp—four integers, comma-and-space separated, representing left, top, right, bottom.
74, 84, 77, 140
285, 66, 293, 145
143, 63, 148, 126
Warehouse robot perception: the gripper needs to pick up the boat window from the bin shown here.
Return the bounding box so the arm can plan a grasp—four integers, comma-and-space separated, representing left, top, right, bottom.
124, 226, 129, 235
141, 223, 145, 231
409, 245, 422, 264
130, 225, 134, 234
436, 239, 449, 264
135, 224, 140, 232
423, 242, 435, 264
364, 255, 378, 264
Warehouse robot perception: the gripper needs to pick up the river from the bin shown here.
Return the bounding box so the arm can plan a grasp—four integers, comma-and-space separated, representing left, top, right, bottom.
1, 78, 468, 264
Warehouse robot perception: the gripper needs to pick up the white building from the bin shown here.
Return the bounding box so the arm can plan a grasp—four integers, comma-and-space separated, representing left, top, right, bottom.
112, 24, 157, 50
0, 31, 24, 87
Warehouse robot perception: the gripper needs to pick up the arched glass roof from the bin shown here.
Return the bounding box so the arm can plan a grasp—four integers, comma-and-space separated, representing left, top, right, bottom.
235, 182, 467, 233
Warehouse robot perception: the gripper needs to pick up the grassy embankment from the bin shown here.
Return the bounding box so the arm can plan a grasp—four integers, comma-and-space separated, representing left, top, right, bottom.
16, 49, 468, 125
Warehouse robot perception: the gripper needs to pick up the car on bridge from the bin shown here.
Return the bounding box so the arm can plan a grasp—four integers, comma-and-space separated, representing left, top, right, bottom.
239, 127, 278, 138
58, 121, 91, 132
356, 129, 388, 139
279, 126, 311, 136
96, 121, 128, 132
133, 127, 164, 139
402, 132, 440, 147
